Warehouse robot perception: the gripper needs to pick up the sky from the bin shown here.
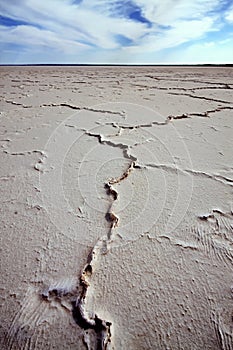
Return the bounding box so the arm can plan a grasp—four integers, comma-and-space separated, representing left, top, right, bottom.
0, 0, 233, 64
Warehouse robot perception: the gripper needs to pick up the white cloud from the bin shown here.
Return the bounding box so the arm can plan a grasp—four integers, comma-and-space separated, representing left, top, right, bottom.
0, 25, 89, 54
123, 16, 217, 53
225, 5, 233, 22
0, 0, 231, 63
127, 0, 221, 29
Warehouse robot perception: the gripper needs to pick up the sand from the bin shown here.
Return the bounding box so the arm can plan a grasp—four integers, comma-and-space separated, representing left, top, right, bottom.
0, 66, 233, 349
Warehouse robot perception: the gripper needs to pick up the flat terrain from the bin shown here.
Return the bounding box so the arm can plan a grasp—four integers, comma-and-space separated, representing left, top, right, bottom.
0, 66, 233, 349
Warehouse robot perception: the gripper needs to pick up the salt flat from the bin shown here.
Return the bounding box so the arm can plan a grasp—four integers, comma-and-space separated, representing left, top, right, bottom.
0, 66, 233, 349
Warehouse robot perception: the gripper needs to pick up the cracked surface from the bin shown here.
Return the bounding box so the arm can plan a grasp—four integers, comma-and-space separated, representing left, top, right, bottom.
0, 66, 233, 350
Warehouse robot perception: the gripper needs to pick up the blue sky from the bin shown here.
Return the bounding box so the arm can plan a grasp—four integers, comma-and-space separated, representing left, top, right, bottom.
0, 0, 233, 64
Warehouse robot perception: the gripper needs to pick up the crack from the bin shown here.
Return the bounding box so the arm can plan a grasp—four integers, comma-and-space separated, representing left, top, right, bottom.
105, 161, 136, 241
71, 131, 139, 349
72, 241, 112, 350
148, 233, 199, 251
186, 170, 233, 186
181, 85, 232, 91
41, 102, 82, 109
41, 103, 125, 116
144, 163, 233, 187
144, 75, 161, 81
144, 75, 233, 86
84, 131, 140, 164
198, 209, 233, 221
187, 106, 233, 117
105, 115, 181, 131
106, 106, 233, 132
3, 98, 125, 116
139, 77, 232, 91
108, 161, 135, 185
85, 107, 124, 117
168, 92, 232, 104
3, 149, 46, 157
131, 84, 232, 92
0, 138, 11, 142
3, 149, 48, 173
4, 99, 33, 108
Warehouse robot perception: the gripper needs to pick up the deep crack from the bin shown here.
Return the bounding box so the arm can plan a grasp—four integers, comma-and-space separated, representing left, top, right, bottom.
72, 242, 112, 350
72, 138, 138, 349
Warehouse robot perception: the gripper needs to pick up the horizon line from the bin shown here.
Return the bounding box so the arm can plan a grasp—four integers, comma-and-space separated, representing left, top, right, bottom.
1, 63, 233, 67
